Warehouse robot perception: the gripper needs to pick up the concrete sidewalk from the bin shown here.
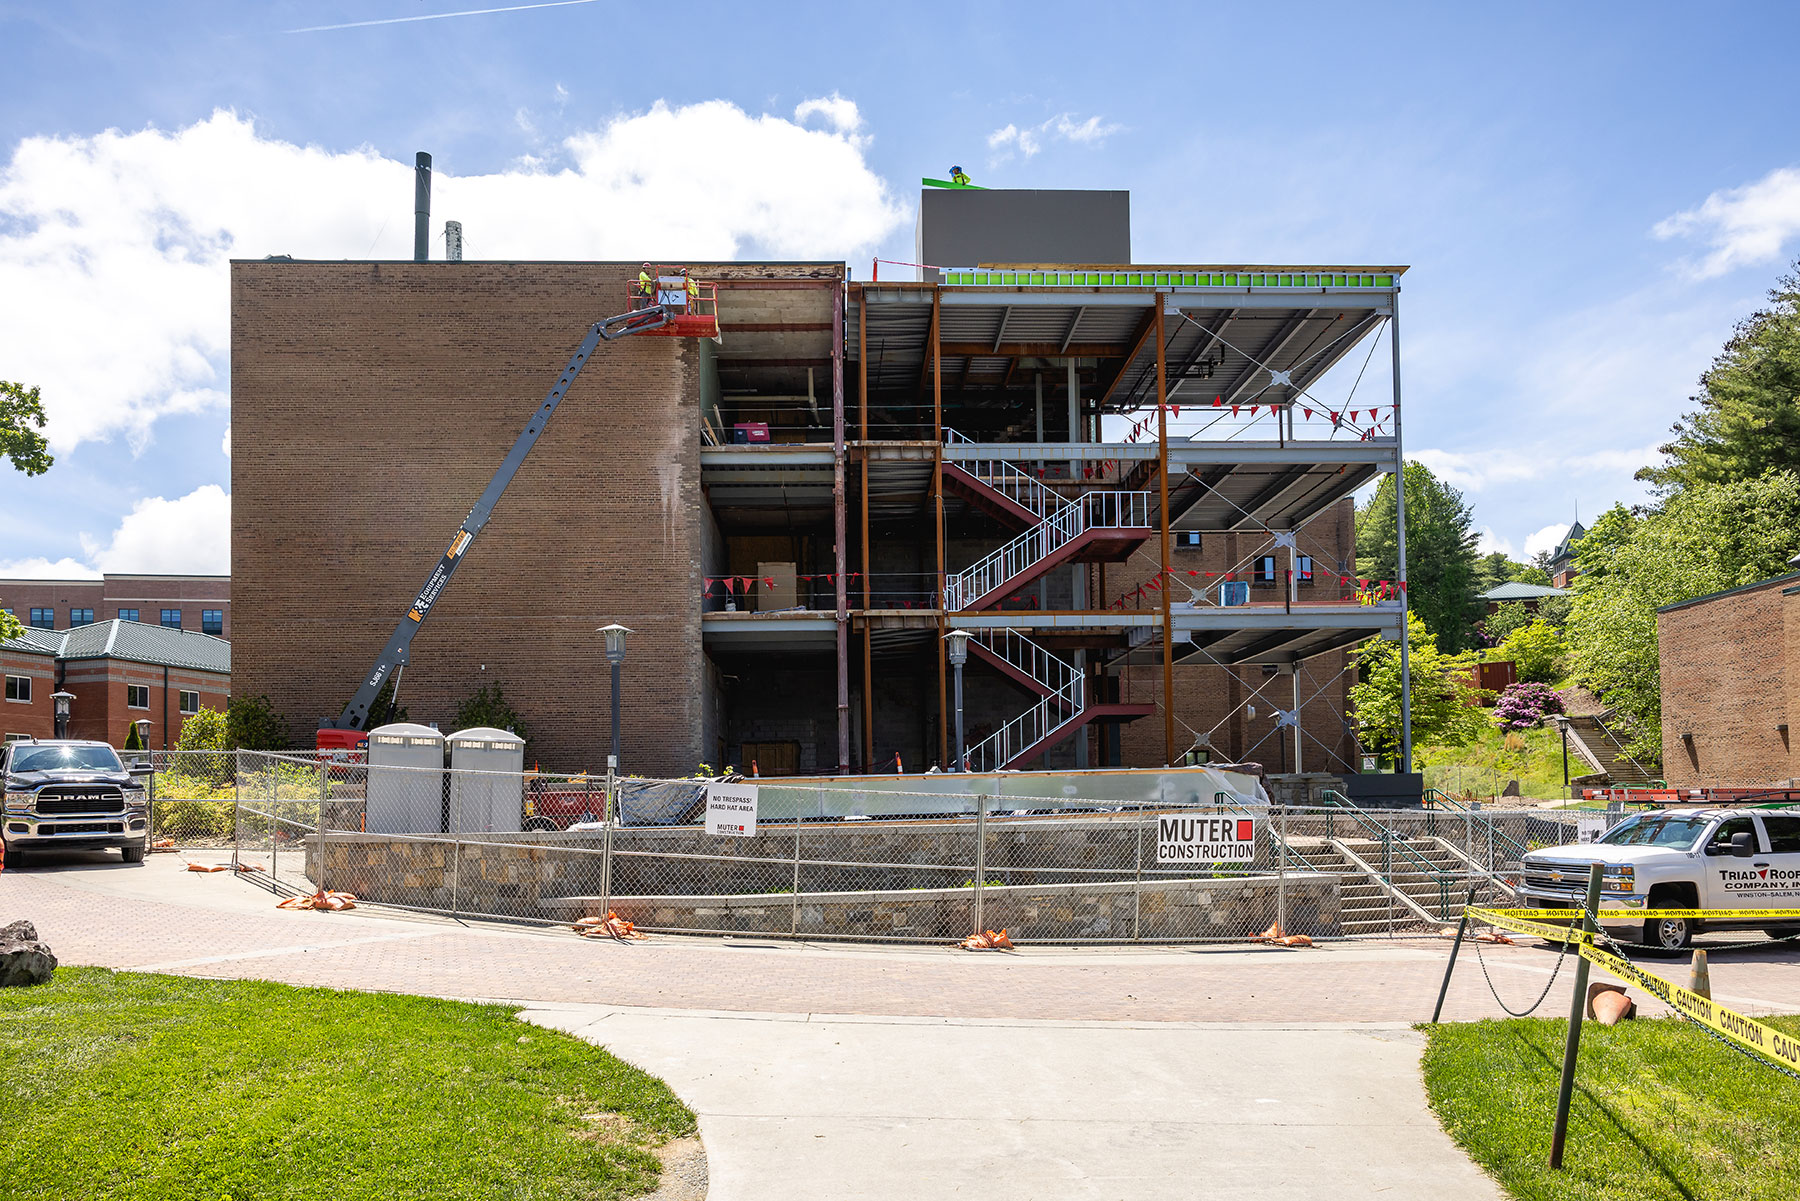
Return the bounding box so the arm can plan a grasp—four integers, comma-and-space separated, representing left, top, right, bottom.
15, 852, 1800, 1199
521, 1004, 1502, 1201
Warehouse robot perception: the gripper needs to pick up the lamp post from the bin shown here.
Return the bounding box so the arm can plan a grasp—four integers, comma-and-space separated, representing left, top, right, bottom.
1556, 715, 1571, 798
51, 691, 74, 740
596, 624, 630, 918
944, 629, 972, 772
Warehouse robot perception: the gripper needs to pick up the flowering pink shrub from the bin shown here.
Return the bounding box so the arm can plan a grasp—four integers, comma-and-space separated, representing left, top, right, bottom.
1493, 682, 1565, 729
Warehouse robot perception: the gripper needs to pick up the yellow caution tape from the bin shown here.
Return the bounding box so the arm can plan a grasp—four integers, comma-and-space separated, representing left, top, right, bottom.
1466, 907, 1800, 1073
1490, 907, 1800, 921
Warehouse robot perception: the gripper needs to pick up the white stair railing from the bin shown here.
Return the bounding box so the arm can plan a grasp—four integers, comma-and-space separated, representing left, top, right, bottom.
945, 491, 1152, 611
962, 629, 1087, 773
943, 429, 1065, 523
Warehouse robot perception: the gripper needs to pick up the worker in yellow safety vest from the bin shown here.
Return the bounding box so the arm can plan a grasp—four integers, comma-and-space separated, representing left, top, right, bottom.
950, 165, 971, 186
638, 264, 654, 299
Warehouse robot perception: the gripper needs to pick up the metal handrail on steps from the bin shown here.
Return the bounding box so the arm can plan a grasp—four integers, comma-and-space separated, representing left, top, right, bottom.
1320, 789, 1461, 917
946, 490, 1152, 611
942, 428, 1066, 522
1423, 788, 1531, 866
1214, 792, 1320, 872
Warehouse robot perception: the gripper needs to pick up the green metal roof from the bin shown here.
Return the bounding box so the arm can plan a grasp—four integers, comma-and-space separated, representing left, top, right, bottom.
1480, 582, 1570, 601
9, 619, 230, 673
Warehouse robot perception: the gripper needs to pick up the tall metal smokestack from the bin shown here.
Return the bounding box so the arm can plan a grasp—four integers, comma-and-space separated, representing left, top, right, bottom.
445, 220, 463, 262
413, 152, 432, 262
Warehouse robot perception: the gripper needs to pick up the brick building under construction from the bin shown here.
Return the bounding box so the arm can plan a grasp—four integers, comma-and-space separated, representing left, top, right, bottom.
231, 186, 1407, 778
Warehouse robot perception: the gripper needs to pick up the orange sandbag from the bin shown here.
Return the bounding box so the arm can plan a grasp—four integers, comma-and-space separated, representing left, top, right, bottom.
276, 888, 358, 911
960, 928, 1015, 951
185, 862, 231, 873
574, 911, 647, 941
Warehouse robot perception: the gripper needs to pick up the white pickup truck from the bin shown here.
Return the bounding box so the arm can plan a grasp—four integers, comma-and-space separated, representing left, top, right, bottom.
1515, 806, 1800, 953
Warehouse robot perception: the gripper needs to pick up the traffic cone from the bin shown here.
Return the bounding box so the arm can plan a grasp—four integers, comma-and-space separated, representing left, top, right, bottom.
1689, 949, 1712, 999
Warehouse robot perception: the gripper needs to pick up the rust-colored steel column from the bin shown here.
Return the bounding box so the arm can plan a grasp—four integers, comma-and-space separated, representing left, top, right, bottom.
932, 288, 948, 769
1156, 293, 1175, 765
833, 281, 850, 771
858, 285, 874, 769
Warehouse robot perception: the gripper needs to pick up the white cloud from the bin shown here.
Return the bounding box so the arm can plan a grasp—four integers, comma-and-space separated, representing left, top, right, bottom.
1523, 523, 1570, 559
1411, 447, 1544, 491
0, 557, 102, 580
1475, 527, 1515, 557
67, 485, 230, 574
0, 103, 905, 455
221, 424, 230, 457
986, 113, 1122, 163
793, 93, 865, 143
1653, 165, 1800, 278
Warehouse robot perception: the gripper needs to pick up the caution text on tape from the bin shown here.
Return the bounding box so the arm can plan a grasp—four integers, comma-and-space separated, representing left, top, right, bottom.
1466, 907, 1800, 1074
1489, 907, 1800, 921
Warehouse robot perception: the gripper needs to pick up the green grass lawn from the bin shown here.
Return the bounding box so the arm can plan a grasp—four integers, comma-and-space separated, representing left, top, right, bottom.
0, 967, 695, 1201
1423, 1014, 1800, 1200
1422, 722, 1573, 801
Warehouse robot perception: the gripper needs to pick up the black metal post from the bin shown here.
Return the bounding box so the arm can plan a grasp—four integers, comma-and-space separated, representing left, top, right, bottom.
952, 659, 965, 771
610, 659, 622, 776
54, 711, 67, 739
1549, 863, 1603, 1169
1431, 886, 1480, 1023
1561, 721, 1570, 795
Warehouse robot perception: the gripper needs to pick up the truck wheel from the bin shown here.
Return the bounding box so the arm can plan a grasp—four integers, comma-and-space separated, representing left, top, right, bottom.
523, 817, 558, 833
120, 840, 147, 864
1643, 916, 1693, 954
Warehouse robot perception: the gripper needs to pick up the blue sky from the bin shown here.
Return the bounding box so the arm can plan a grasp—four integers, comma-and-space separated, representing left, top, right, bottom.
3, 1, 1799, 576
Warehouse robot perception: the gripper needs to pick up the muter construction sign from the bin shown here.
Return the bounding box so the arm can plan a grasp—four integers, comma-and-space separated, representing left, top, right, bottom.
1157, 814, 1258, 864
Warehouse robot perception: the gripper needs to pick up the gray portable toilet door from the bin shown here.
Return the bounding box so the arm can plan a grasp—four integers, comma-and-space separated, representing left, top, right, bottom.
366, 723, 447, 834
447, 727, 526, 833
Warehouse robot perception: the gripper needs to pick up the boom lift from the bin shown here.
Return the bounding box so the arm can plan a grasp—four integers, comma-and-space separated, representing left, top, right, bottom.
317, 268, 718, 752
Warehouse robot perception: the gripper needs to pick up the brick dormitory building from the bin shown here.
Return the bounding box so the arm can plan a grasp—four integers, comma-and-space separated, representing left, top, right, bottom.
1, 619, 231, 749
230, 184, 1410, 779
1657, 555, 1800, 789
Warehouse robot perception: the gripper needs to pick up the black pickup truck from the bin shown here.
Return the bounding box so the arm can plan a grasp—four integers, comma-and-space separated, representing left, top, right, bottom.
2, 739, 150, 866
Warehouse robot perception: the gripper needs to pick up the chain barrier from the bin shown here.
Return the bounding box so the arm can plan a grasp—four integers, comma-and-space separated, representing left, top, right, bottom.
1469, 928, 1572, 1017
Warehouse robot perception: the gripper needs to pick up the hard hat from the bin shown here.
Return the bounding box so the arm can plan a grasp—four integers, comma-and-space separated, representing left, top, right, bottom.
951, 165, 963, 174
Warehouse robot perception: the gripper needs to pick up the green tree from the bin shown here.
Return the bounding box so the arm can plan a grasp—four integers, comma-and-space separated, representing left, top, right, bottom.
1497, 620, 1569, 684
1567, 472, 1800, 763
1637, 264, 1800, 496
1356, 461, 1481, 650
123, 721, 144, 751
451, 683, 529, 748
226, 694, 292, 751
176, 707, 228, 752
1349, 611, 1491, 767
1, 381, 54, 476
1480, 600, 1534, 645
0, 607, 22, 643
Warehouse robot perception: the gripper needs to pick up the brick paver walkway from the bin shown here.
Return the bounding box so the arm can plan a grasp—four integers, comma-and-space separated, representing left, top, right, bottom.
7, 864, 1800, 1022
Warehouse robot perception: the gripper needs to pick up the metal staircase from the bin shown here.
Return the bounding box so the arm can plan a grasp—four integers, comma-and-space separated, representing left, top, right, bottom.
962, 629, 1154, 771
942, 431, 1153, 612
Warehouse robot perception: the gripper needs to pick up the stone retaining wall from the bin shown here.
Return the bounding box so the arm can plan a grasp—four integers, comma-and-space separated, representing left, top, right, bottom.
303, 817, 1342, 941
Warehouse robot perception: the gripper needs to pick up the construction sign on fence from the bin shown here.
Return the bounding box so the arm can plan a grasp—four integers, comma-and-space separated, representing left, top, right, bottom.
705, 783, 758, 838
1157, 814, 1257, 864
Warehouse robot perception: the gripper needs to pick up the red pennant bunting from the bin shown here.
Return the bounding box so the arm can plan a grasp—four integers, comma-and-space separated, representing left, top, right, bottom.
1303, 407, 1312, 420
1249, 405, 1259, 416
1171, 405, 1181, 417
1231, 406, 1240, 417
1213, 395, 1222, 407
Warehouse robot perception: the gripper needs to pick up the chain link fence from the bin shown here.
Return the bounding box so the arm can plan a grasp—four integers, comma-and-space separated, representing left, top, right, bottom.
223, 750, 1600, 944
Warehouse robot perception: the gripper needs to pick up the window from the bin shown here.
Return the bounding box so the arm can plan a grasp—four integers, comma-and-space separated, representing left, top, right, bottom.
29, 608, 54, 629
1762, 816, 1800, 855
4, 675, 29, 703
160, 609, 181, 629
1258, 557, 1276, 582
117, 608, 139, 623
1297, 556, 1313, 581
179, 690, 199, 715
127, 684, 150, 709
1705, 816, 1757, 855
1176, 531, 1202, 549
201, 609, 223, 635
69, 608, 94, 626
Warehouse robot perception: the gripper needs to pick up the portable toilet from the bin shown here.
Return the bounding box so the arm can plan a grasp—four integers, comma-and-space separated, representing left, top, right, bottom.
365, 722, 446, 834
447, 727, 526, 833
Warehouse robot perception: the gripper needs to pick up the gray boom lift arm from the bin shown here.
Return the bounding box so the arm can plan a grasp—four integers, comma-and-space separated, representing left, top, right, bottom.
323, 303, 670, 731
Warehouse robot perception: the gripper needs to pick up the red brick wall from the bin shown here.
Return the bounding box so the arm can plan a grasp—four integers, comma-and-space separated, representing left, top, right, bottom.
58, 660, 230, 749
1, 647, 57, 741
231, 261, 709, 774
0, 578, 229, 634
1657, 574, 1799, 787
